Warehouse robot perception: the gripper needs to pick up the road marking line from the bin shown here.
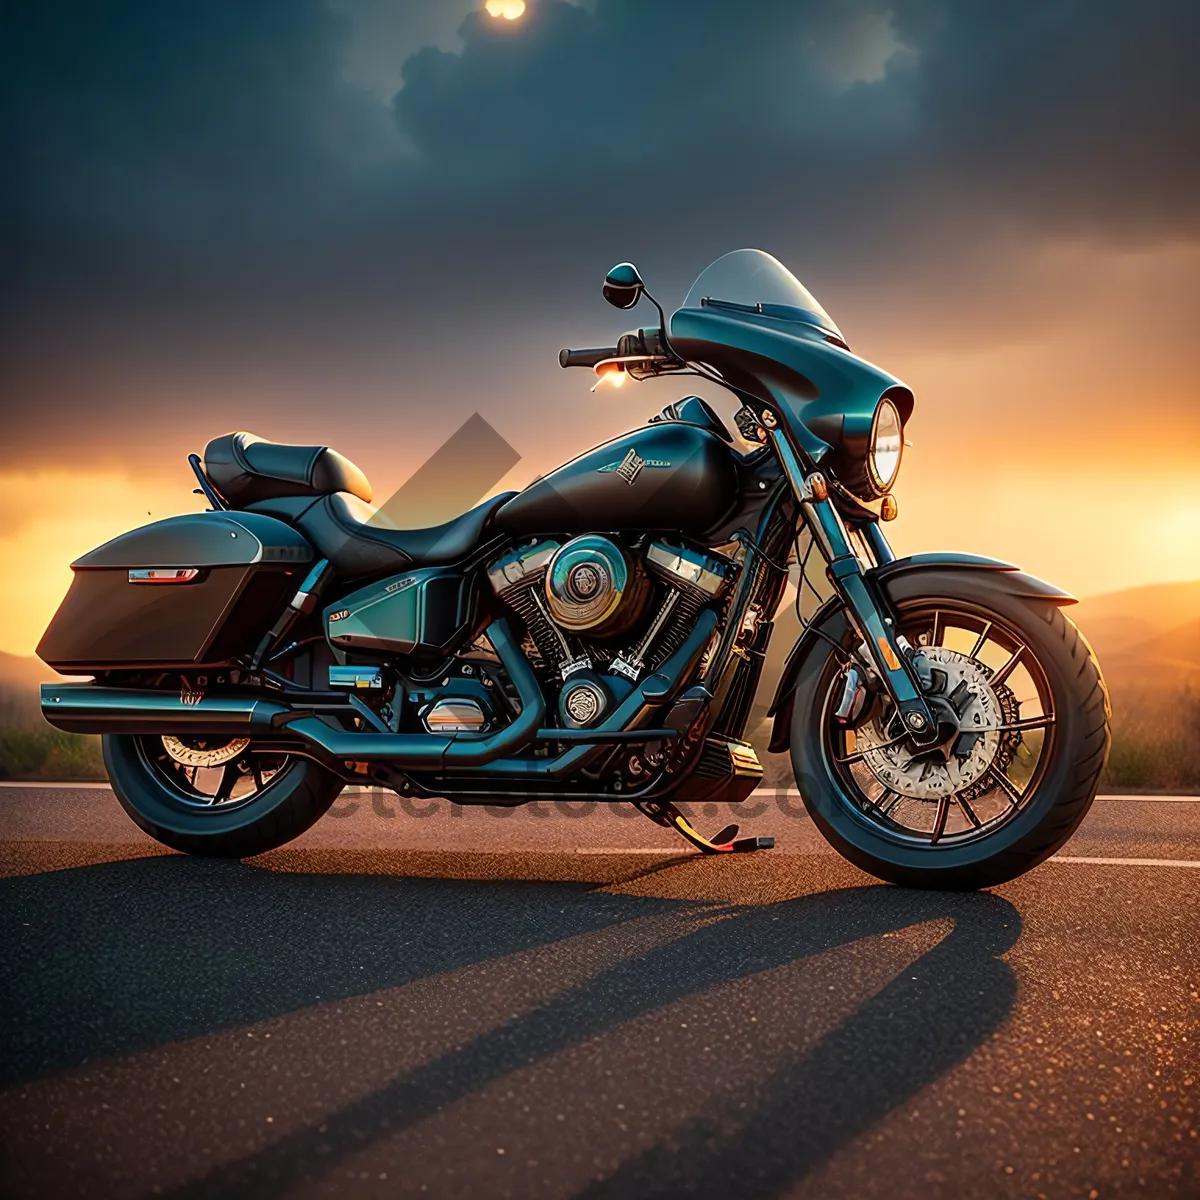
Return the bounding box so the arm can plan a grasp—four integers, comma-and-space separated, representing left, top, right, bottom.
1050, 855, 1200, 868
1094, 795, 1199, 803
0, 781, 114, 790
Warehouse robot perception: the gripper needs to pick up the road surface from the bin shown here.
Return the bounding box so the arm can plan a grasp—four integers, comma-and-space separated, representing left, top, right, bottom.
0, 784, 1196, 1198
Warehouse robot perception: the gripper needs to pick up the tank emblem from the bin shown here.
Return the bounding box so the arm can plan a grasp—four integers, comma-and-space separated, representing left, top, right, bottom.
597, 448, 670, 484
384, 576, 418, 594
328, 609, 350, 622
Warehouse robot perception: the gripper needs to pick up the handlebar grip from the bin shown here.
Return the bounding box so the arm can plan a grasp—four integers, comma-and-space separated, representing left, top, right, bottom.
559, 346, 617, 369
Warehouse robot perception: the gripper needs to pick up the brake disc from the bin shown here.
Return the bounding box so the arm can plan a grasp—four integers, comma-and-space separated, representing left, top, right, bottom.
161, 735, 250, 768
854, 647, 1005, 800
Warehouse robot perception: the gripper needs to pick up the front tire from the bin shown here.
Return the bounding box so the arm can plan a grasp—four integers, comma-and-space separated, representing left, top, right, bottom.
103, 734, 344, 857
790, 569, 1109, 889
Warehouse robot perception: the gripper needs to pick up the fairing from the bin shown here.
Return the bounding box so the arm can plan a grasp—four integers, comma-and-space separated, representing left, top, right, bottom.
672, 250, 913, 471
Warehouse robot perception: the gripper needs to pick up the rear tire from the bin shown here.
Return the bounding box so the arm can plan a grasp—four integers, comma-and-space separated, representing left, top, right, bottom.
789, 570, 1110, 889
103, 734, 344, 857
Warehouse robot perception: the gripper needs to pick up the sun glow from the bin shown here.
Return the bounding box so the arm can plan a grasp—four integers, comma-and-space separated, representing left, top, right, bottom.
0, 469, 206, 658
485, 0, 526, 19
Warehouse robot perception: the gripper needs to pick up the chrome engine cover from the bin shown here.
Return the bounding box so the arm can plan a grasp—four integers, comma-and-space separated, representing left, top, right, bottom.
422, 698, 487, 734
544, 535, 647, 636
560, 675, 607, 727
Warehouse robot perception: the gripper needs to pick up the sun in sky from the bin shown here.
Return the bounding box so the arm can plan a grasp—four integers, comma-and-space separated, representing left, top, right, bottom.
485, 0, 526, 19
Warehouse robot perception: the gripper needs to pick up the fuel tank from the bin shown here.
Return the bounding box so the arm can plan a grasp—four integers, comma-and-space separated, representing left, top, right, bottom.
495, 422, 738, 539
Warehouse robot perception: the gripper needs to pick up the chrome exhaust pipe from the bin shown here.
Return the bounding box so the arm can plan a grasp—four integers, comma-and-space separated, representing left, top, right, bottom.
276, 621, 545, 770
41, 684, 288, 736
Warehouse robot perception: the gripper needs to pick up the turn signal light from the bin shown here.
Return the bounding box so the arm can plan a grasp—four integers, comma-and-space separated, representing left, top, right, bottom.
592, 364, 626, 390
880, 495, 899, 521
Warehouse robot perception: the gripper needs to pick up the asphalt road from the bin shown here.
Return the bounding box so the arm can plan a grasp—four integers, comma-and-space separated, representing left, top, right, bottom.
0, 785, 1196, 1199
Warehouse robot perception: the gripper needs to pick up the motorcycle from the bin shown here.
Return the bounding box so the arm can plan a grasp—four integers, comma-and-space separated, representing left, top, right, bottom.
38, 249, 1110, 887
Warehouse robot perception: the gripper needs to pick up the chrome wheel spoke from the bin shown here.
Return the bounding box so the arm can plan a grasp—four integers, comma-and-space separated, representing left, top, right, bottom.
929, 793, 950, 843
930, 610, 943, 648
989, 644, 1025, 687
836, 730, 910, 765
212, 762, 242, 805
870, 789, 903, 817
987, 764, 1024, 809
956, 792, 983, 829
968, 621, 992, 661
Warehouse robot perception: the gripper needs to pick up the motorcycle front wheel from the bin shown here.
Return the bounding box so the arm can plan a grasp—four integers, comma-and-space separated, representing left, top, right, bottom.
789, 569, 1110, 889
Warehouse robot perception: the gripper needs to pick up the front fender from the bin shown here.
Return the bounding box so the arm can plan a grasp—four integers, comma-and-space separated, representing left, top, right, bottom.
765, 553, 1075, 754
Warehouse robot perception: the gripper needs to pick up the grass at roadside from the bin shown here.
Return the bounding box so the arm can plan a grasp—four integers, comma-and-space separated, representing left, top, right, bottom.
1102, 685, 1200, 792
0, 728, 107, 781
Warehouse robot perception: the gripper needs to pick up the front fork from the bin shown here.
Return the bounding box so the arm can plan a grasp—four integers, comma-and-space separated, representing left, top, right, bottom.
771, 431, 939, 745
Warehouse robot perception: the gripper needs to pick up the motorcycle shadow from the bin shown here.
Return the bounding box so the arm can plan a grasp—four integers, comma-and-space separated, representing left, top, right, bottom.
0, 855, 1020, 1198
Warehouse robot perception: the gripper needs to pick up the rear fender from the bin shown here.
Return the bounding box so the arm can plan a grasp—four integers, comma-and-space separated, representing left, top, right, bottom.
765, 553, 1075, 754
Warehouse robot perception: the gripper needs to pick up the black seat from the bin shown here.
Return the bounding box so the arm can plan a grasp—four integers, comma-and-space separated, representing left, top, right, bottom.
246, 490, 517, 578
204, 432, 373, 507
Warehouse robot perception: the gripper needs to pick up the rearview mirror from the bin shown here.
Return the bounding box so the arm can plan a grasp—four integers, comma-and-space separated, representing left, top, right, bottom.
602, 262, 644, 310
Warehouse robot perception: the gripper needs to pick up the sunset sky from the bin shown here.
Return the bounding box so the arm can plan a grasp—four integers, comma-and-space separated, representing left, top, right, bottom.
3, 0, 1198, 658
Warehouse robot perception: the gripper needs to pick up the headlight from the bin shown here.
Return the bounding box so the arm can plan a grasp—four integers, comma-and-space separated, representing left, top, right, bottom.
868, 398, 903, 493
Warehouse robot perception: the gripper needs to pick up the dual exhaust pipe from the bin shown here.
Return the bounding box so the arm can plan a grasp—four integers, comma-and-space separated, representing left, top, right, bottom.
41, 620, 543, 772
40, 613, 717, 774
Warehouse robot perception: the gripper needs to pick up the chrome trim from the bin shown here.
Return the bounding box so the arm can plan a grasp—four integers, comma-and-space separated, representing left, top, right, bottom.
487, 540, 559, 593
561, 679, 605, 727
422, 698, 487, 734
866, 396, 904, 496
544, 535, 629, 632
128, 568, 200, 583
645, 542, 728, 596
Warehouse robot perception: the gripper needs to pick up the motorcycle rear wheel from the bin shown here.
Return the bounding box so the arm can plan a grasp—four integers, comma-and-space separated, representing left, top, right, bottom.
789, 570, 1110, 889
103, 734, 344, 857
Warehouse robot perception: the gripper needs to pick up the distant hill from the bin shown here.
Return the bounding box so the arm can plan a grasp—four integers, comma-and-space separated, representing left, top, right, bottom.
1099, 618, 1200, 694
1070, 581, 1200, 661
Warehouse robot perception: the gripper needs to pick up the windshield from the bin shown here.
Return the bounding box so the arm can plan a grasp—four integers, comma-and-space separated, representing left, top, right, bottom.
681, 248, 843, 341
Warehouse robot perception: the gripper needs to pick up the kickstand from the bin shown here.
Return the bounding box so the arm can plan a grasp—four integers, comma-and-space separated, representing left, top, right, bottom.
634, 799, 774, 855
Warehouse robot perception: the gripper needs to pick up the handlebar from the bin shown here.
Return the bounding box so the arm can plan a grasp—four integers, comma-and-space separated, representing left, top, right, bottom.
559, 328, 669, 369
558, 346, 618, 369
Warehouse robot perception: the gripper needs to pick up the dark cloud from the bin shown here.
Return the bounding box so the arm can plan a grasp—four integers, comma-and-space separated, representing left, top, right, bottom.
2, 0, 1197, 463
393, 0, 1199, 238
7, 1, 391, 207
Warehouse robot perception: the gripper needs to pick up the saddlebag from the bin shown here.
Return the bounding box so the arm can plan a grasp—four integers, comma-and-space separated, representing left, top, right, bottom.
37, 512, 313, 672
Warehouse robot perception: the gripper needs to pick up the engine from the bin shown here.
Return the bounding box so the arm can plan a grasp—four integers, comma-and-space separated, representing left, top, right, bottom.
543, 535, 650, 637
487, 535, 734, 729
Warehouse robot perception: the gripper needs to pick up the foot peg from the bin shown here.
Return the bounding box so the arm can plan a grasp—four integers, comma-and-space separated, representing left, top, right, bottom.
635, 800, 775, 855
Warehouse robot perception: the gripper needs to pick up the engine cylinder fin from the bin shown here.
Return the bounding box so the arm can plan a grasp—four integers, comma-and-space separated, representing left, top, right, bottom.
495, 575, 566, 676
650, 587, 707, 669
